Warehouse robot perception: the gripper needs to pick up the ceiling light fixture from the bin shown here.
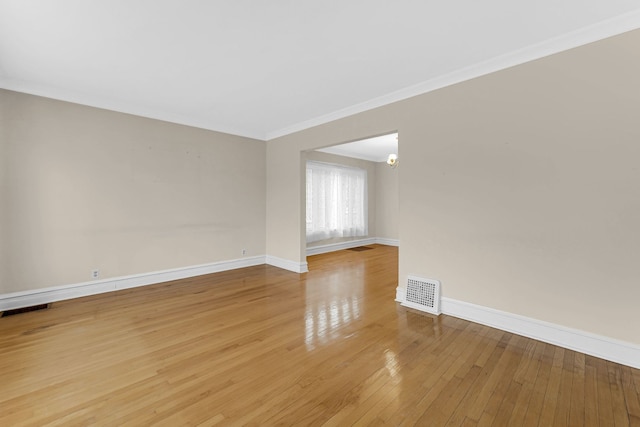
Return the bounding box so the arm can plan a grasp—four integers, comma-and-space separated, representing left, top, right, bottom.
387, 153, 398, 168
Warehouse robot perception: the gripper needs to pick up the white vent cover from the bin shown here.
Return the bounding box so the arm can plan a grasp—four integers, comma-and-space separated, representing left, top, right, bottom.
402, 276, 441, 315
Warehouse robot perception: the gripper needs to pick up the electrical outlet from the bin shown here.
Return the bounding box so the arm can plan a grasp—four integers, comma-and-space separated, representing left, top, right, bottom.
91, 269, 99, 279
241, 249, 247, 256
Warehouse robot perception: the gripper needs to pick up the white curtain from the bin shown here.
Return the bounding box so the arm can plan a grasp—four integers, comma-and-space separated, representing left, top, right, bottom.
306, 161, 367, 243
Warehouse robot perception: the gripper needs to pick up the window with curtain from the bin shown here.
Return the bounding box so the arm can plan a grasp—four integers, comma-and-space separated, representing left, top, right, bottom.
306, 161, 367, 243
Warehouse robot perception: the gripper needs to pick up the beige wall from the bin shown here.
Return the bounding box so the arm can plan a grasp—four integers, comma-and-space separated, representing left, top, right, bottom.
0, 92, 7, 289
266, 29, 640, 344
1, 90, 266, 294
304, 150, 377, 247
375, 161, 399, 240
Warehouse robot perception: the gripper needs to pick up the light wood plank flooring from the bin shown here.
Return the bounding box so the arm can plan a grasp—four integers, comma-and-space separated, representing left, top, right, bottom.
1, 244, 639, 426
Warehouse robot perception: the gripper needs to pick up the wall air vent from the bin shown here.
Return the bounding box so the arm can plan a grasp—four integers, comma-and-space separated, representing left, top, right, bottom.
402, 276, 441, 315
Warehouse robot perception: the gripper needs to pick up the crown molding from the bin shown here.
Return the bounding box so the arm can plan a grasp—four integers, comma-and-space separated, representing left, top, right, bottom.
0, 77, 266, 141
3, 9, 640, 143
266, 9, 640, 140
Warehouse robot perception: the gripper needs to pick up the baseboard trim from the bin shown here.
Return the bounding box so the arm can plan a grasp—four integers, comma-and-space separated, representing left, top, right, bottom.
306, 237, 399, 256
0, 256, 266, 311
306, 238, 376, 256
375, 237, 399, 247
1, 253, 316, 311
440, 297, 640, 370
266, 255, 309, 273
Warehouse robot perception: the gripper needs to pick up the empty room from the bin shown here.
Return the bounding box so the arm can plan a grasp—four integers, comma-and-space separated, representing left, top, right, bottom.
1, 2, 639, 425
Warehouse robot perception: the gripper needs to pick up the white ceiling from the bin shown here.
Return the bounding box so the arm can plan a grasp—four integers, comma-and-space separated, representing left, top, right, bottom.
1, 1, 640, 141
316, 133, 397, 163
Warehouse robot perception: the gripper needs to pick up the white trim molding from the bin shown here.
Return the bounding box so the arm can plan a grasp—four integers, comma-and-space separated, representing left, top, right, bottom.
306, 237, 399, 256
267, 9, 640, 140
0, 256, 266, 312
265, 255, 309, 273
0, 77, 264, 140
440, 297, 640, 370
306, 238, 376, 256
0, 254, 317, 312
375, 237, 399, 247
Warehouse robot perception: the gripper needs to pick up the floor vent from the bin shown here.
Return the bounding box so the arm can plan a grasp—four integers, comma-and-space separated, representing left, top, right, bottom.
347, 246, 374, 252
1, 304, 50, 317
402, 276, 441, 315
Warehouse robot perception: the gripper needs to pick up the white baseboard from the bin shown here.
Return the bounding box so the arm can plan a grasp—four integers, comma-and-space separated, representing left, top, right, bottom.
375, 237, 399, 247
395, 290, 640, 369
0, 256, 266, 312
439, 297, 640, 370
306, 237, 399, 256
306, 238, 376, 256
265, 255, 309, 273
1, 253, 315, 311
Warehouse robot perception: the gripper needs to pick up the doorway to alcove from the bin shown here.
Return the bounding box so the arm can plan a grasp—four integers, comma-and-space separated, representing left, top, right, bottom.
302, 132, 399, 267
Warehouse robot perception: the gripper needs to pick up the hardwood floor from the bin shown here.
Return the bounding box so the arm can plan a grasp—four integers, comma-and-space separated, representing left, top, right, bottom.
1, 244, 639, 426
